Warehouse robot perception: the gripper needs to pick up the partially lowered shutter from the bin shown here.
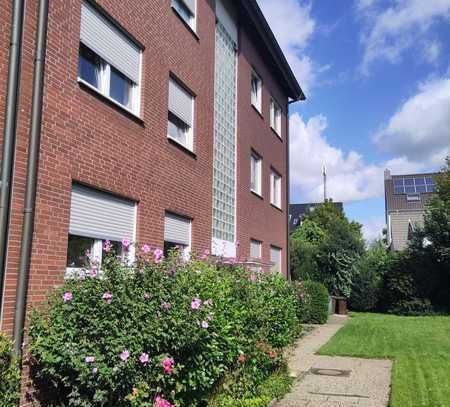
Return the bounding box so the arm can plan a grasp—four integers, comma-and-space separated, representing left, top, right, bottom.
168, 78, 193, 126
80, 2, 141, 83
69, 184, 136, 242
164, 213, 191, 245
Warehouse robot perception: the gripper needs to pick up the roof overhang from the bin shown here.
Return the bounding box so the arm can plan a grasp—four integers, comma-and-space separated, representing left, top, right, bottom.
236, 0, 305, 101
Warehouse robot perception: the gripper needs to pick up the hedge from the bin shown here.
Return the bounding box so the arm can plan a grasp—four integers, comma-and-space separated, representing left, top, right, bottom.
293, 280, 329, 324
0, 332, 20, 407
29, 244, 301, 407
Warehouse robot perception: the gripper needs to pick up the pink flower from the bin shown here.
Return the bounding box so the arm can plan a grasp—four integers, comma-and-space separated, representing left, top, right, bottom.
102, 292, 113, 304
249, 274, 257, 282
122, 239, 131, 249
63, 292, 73, 303
103, 240, 112, 252
268, 350, 277, 359
142, 244, 151, 254
154, 248, 164, 263
200, 321, 209, 329
139, 352, 150, 364
154, 396, 175, 407
132, 387, 139, 396
238, 354, 246, 363
85, 356, 95, 363
92, 367, 98, 374
191, 298, 202, 310
161, 357, 174, 374
161, 301, 171, 310
207, 314, 213, 321
235, 240, 240, 247
120, 350, 130, 362
89, 267, 98, 278
144, 293, 151, 299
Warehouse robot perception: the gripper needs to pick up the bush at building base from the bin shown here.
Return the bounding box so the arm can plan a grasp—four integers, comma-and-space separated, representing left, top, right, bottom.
29, 246, 301, 407
293, 280, 329, 324
0, 332, 20, 407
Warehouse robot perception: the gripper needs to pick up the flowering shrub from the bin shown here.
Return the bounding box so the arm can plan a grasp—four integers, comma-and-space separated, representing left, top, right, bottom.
29, 245, 300, 406
293, 280, 329, 324
0, 332, 20, 407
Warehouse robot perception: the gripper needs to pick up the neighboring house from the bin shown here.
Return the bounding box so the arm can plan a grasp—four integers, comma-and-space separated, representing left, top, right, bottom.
0, 0, 304, 339
384, 169, 437, 251
289, 202, 343, 233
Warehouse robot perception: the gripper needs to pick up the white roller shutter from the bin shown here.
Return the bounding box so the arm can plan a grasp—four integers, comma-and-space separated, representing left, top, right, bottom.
164, 213, 191, 245
250, 240, 261, 258
80, 2, 141, 83
270, 246, 281, 272
69, 184, 136, 242
169, 79, 193, 126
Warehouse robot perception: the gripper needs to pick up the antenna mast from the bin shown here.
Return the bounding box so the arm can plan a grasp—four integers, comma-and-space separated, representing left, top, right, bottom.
322, 165, 327, 202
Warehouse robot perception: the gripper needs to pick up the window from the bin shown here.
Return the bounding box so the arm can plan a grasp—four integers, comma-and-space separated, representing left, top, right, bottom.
270, 170, 282, 208
168, 78, 194, 151
270, 98, 282, 135
270, 246, 282, 273
67, 184, 136, 275
171, 0, 196, 30
78, 2, 142, 115
251, 70, 262, 112
250, 239, 262, 259
164, 212, 191, 259
250, 153, 262, 195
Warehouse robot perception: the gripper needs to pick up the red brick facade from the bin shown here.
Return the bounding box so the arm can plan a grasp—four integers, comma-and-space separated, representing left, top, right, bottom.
0, 0, 299, 378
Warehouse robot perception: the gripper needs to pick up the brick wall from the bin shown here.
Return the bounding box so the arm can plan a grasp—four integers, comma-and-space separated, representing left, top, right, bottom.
236, 25, 289, 277
0, 0, 292, 403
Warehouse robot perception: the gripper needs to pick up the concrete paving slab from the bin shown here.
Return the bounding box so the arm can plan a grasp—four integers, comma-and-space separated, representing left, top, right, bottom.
274, 315, 392, 407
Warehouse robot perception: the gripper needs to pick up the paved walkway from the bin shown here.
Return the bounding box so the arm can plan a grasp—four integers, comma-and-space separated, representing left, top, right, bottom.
274, 315, 392, 407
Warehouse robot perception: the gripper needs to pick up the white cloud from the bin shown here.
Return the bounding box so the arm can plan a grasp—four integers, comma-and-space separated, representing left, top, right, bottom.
289, 113, 424, 203
374, 76, 450, 166
361, 217, 386, 244
422, 39, 441, 64
357, 0, 450, 74
257, 0, 321, 93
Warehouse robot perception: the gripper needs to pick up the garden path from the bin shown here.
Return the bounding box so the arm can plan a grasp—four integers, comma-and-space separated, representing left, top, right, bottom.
274, 315, 392, 407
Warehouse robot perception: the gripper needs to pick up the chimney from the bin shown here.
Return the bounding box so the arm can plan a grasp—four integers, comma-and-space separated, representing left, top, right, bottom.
384, 169, 391, 180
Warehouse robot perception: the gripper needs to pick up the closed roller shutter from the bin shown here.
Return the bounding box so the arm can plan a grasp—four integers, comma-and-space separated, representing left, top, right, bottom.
80, 2, 141, 83
250, 240, 261, 258
164, 213, 191, 246
69, 184, 136, 242
270, 246, 281, 272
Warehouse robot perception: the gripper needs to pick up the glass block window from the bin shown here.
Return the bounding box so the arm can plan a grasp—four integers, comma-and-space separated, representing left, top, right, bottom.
212, 21, 237, 242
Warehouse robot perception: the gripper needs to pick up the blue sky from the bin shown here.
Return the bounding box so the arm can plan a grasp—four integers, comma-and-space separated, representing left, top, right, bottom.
258, 0, 450, 242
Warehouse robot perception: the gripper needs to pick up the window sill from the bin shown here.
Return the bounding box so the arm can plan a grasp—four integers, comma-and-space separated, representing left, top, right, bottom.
78, 78, 144, 126
270, 203, 283, 212
251, 104, 264, 119
270, 127, 283, 141
168, 136, 197, 159
171, 7, 200, 41
251, 190, 263, 200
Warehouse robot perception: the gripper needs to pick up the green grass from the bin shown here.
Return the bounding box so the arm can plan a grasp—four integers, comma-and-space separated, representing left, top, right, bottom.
319, 313, 450, 407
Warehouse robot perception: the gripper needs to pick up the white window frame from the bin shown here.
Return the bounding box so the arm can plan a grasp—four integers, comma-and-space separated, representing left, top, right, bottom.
167, 78, 195, 152
171, 0, 197, 31
250, 152, 262, 196
78, 46, 141, 117
250, 239, 262, 259
270, 170, 282, 209
270, 97, 282, 136
250, 69, 262, 113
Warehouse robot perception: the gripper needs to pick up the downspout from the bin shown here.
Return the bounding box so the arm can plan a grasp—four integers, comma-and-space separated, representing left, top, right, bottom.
0, 0, 26, 322
13, 0, 49, 355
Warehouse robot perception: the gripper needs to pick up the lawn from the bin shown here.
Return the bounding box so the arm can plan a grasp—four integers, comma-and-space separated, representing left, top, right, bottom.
319, 313, 450, 407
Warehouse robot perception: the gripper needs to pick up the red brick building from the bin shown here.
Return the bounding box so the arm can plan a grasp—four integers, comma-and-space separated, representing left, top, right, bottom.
0, 0, 303, 351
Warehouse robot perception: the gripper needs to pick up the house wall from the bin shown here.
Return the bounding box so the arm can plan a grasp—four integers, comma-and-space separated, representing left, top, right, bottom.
389, 211, 424, 251
236, 25, 288, 276
0, 0, 291, 339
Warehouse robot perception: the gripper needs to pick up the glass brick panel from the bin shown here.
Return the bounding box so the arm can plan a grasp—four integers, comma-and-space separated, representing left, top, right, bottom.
212, 22, 236, 242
